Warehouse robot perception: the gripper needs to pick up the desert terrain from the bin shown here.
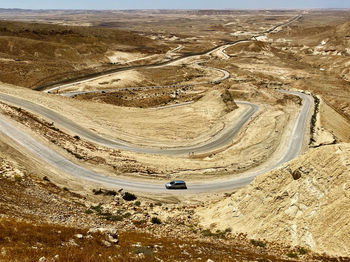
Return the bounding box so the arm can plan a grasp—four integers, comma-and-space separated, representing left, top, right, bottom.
0, 8, 349, 261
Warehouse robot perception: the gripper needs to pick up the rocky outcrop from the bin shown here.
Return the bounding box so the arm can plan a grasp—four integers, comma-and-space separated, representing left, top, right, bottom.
221, 89, 238, 112
197, 143, 350, 257
88, 227, 119, 245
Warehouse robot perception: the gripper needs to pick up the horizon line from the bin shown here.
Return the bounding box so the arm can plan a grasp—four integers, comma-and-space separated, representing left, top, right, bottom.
0, 7, 350, 11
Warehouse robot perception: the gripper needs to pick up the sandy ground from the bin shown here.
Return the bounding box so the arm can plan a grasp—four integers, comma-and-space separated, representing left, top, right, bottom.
0, 83, 232, 145
320, 99, 350, 142
0, 81, 302, 182
188, 62, 224, 83
126, 101, 300, 180
0, 124, 95, 195
106, 51, 157, 64
0, 14, 316, 184
1, 11, 350, 261
53, 60, 221, 94
57, 70, 145, 93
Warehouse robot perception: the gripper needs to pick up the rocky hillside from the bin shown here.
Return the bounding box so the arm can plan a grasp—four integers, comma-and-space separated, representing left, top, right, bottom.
270, 15, 350, 123
197, 143, 350, 257
2, 138, 326, 261
0, 20, 167, 88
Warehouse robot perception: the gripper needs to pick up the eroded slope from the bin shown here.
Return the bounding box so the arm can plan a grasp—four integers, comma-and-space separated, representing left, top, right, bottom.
197, 143, 350, 257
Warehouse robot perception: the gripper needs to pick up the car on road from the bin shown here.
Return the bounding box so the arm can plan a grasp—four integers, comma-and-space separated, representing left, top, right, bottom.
165, 180, 187, 189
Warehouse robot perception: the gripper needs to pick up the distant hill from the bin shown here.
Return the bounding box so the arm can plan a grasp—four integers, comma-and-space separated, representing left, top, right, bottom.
0, 20, 166, 88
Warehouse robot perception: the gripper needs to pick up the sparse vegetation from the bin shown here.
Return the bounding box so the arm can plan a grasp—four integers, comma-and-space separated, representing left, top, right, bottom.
103, 213, 123, 222
0, 20, 166, 88
14, 175, 22, 182
0, 215, 314, 262
132, 245, 154, 256
1, 9, 349, 261
151, 217, 161, 224
297, 246, 309, 255
224, 227, 232, 233
122, 192, 137, 201
310, 94, 320, 144
66, 148, 84, 160
250, 239, 266, 248
123, 212, 132, 218
93, 188, 117, 196
85, 209, 93, 214
87, 203, 129, 221
287, 252, 298, 259
188, 224, 198, 234
90, 204, 103, 214
0, 218, 122, 262
201, 229, 226, 239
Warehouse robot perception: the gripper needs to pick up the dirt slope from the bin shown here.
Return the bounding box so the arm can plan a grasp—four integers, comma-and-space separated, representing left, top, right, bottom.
197, 143, 350, 257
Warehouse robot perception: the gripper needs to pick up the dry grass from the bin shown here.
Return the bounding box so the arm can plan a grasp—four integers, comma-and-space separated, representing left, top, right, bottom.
0, 141, 340, 261
0, 218, 123, 262
75, 86, 200, 108
0, 217, 302, 262
140, 65, 206, 86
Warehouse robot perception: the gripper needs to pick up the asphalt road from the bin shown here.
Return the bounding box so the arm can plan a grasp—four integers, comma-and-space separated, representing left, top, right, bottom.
57, 61, 231, 98
0, 15, 307, 193
0, 93, 258, 155
41, 15, 302, 94
0, 90, 312, 193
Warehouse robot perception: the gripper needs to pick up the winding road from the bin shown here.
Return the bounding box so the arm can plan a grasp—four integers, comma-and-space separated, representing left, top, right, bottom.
0, 92, 258, 155
0, 14, 309, 193
0, 90, 312, 193
38, 15, 302, 94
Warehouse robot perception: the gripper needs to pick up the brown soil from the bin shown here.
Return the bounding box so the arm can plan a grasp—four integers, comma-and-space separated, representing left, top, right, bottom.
0, 20, 167, 88
56, 64, 208, 95
0, 10, 349, 261
0, 217, 313, 262
0, 150, 336, 262
75, 86, 201, 108
140, 65, 206, 86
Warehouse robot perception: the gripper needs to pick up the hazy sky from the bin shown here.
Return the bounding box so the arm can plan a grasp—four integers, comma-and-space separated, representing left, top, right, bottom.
1, 0, 349, 10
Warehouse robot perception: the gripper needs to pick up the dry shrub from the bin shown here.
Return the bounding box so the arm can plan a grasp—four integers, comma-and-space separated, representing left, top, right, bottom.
0, 218, 123, 262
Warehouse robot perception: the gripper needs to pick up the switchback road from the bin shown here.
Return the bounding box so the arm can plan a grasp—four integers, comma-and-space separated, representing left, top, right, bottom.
0, 90, 312, 193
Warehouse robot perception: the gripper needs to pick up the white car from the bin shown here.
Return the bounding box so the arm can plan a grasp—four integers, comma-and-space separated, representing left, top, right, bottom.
165, 180, 187, 189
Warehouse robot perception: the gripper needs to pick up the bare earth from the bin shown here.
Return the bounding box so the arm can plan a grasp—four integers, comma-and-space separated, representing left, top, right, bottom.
0, 9, 349, 261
